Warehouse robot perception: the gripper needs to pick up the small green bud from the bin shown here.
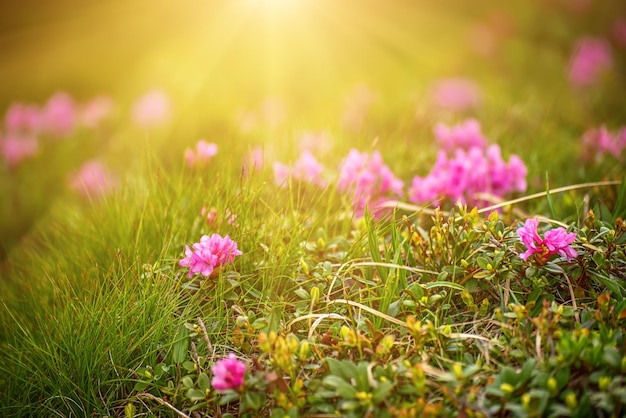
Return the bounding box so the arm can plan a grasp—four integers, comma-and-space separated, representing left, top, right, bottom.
565, 392, 577, 409
599, 376, 611, 391
500, 383, 515, 395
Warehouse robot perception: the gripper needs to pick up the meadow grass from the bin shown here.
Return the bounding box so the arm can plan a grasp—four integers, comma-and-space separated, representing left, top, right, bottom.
1, 1, 626, 417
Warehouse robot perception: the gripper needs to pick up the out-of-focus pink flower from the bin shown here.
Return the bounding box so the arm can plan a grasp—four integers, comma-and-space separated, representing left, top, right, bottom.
185, 140, 218, 167
434, 119, 487, 151
132, 89, 171, 129
581, 125, 626, 161
41, 92, 76, 137
201, 206, 219, 226
4, 103, 42, 134
517, 217, 577, 264
68, 161, 117, 199
337, 149, 404, 217
430, 79, 482, 112
199, 207, 238, 227
273, 151, 326, 187
179, 233, 242, 278
569, 37, 613, 87
242, 146, 263, 176
408, 145, 527, 208
211, 353, 246, 392
81, 96, 114, 128
0, 134, 39, 168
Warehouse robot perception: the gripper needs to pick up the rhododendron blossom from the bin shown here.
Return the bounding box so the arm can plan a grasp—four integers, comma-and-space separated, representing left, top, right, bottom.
434, 119, 487, 151
273, 151, 326, 187
185, 140, 218, 167
430, 78, 482, 112
517, 217, 577, 265
179, 234, 242, 278
408, 145, 527, 208
569, 37, 613, 87
337, 149, 404, 217
211, 353, 246, 391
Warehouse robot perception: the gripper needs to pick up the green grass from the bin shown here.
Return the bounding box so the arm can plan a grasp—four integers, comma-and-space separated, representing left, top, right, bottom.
1, 0, 626, 416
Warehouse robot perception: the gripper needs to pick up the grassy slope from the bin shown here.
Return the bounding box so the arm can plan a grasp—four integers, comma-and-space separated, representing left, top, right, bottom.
1, 0, 626, 416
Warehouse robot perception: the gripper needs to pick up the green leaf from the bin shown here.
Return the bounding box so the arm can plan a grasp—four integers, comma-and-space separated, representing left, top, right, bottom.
181, 375, 194, 388
133, 380, 149, 391
294, 288, 310, 300
243, 392, 266, 411
423, 281, 466, 291
476, 257, 491, 270
323, 375, 357, 398
372, 381, 394, 404
172, 323, 189, 364
186, 388, 206, 401
198, 372, 211, 391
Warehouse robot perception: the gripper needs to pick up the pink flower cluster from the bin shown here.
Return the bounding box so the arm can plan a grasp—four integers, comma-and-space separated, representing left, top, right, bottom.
1, 92, 113, 168
179, 233, 242, 278
581, 125, 626, 161
429, 78, 482, 112
185, 140, 218, 167
68, 160, 118, 199
408, 120, 527, 208
517, 217, 577, 265
434, 119, 487, 151
568, 37, 613, 87
274, 151, 326, 187
211, 353, 246, 391
337, 149, 404, 217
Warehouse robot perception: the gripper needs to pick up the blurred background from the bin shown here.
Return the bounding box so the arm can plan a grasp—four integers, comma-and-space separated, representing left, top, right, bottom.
1, 0, 625, 260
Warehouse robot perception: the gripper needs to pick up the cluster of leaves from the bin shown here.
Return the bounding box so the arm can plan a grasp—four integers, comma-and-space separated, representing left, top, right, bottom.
124, 200, 626, 417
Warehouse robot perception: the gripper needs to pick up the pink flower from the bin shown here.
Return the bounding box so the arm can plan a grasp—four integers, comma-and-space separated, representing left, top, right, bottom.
179, 234, 242, 278
211, 353, 246, 392
201, 206, 219, 226
581, 125, 626, 161
68, 161, 117, 199
0, 134, 39, 167
42, 92, 76, 137
273, 151, 326, 187
185, 140, 218, 167
408, 145, 527, 208
337, 149, 404, 217
434, 119, 487, 151
80, 96, 114, 128
569, 37, 613, 87
4, 103, 42, 134
430, 79, 482, 112
132, 89, 171, 129
517, 217, 577, 265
